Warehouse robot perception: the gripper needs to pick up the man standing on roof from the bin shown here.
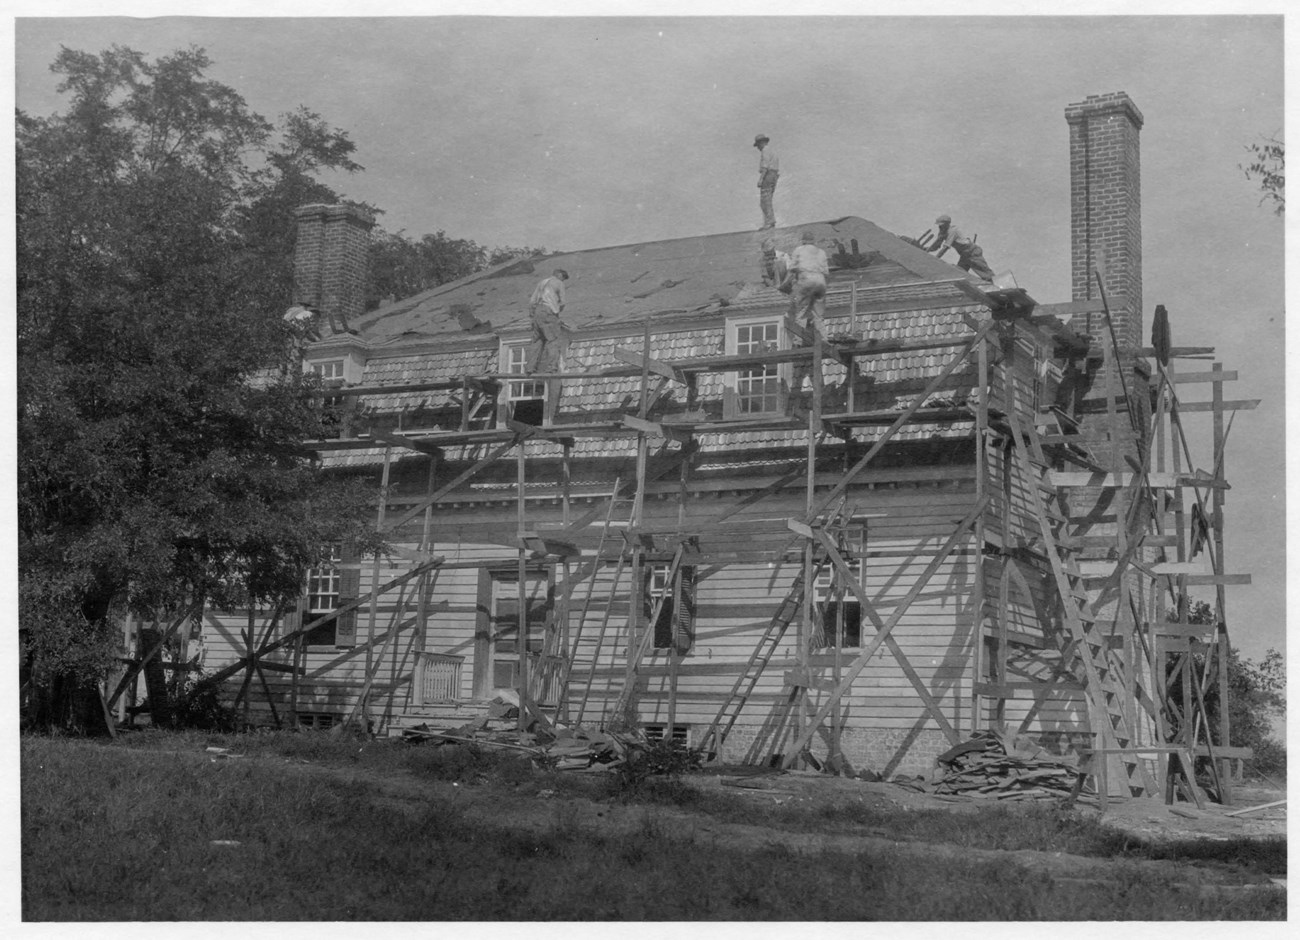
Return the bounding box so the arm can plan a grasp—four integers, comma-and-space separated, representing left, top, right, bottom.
784, 231, 829, 393
755, 134, 779, 229
928, 214, 995, 282
526, 268, 570, 374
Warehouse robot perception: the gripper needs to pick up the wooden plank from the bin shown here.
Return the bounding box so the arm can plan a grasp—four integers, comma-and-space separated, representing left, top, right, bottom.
621, 414, 690, 443
612, 346, 683, 383
1183, 574, 1251, 586
1172, 371, 1238, 385
369, 429, 441, 455
1048, 471, 1228, 490
1176, 400, 1260, 413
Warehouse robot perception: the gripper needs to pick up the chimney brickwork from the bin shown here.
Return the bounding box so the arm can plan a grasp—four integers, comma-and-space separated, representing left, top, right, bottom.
1066, 93, 1144, 353
293, 203, 375, 332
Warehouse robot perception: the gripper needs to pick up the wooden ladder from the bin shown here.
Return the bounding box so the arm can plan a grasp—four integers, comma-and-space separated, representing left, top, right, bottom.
1004, 402, 1156, 799
562, 485, 638, 726
694, 563, 818, 760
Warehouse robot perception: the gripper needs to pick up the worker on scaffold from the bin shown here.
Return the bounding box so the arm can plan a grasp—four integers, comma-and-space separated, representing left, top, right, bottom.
783, 231, 829, 394
526, 268, 570, 374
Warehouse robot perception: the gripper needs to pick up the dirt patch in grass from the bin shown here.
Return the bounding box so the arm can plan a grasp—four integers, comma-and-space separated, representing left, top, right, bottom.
20, 732, 1286, 921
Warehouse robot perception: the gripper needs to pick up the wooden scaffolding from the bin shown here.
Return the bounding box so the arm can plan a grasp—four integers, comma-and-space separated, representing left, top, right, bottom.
178, 288, 1253, 804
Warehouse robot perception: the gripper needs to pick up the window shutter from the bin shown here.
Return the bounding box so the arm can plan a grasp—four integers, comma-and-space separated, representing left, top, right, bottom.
336, 543, 361, 647
673, 566, 696, 655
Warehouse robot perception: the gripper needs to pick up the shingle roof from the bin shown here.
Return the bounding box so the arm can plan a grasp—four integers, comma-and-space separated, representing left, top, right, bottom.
345, 217, 981, 348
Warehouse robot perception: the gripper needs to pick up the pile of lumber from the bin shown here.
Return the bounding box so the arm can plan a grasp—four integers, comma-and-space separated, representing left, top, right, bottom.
932, 729, 1084, 801
401, 699, 650, 773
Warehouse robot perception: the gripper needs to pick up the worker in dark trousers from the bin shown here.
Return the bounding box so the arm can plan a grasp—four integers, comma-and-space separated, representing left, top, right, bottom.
783, 231, 829, 395
754, 134, 779, 229
930, 214, 995, 281
526, 268, 570, 374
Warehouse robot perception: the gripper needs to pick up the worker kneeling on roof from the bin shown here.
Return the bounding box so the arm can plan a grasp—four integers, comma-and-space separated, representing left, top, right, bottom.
783, 231, 829, 392
929, 214, 995, 282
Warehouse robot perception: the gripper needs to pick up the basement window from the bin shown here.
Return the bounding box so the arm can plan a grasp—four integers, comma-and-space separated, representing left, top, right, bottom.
643, 723, 691, 747
725, 315, 787, 417
644, 563, 696, 653
303, 543, 358, 648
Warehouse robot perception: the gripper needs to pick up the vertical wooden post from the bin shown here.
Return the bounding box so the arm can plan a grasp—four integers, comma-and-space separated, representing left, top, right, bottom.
850, 280, 859, 338
361, 446, 394, 735
516, 440, 530, 732
416, 453, 438, 656
561, 441, 572, 529
1211, 363, 1231, 793
970, 332, 990, 731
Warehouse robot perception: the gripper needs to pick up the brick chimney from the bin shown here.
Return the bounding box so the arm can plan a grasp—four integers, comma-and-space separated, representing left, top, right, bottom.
293, 203, 375, 333
1065, 93, 1144, 352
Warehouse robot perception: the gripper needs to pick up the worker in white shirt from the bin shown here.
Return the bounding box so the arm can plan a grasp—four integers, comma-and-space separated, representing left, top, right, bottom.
526, 269, 570, 374
783, 231, 830, 392
754, 134, 779, 229
929, 214, 995, 281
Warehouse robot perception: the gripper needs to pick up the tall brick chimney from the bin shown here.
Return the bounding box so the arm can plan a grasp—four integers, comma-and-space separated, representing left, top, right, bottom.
293, 203, 375, 333
1065, 93, 1144, 352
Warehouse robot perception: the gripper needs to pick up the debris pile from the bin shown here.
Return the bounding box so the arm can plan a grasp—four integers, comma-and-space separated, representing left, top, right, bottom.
400, 692, 658, 772
932, 730, 1084, 801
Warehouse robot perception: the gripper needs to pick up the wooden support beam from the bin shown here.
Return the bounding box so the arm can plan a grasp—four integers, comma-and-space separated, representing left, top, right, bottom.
1176, 399, 1260, 414
612, 346, 684, 383
622, 414, 691, 443
368, 429, 441, 455
1172, 371, 1238, 384
1048, 471, 1228, 490
780, 498, 988, 765
382, 434, 530, 535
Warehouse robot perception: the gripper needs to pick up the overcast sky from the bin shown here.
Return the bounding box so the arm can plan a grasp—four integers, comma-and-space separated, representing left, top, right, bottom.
9, 6, 1288, 663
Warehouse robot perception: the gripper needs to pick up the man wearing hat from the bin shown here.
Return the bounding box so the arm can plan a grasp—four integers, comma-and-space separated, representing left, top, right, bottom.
754, 134, 779, 229
929, 214, 995, 281
526, 268, 570, 374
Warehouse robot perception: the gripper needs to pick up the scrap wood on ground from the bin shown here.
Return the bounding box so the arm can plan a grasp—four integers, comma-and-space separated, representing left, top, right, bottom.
930, 728, 1089, 802
399, 692, 650, 771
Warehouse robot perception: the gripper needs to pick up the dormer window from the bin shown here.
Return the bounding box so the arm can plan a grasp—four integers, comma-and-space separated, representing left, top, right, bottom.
499, 339, 547, 425
725, 314, 788, 417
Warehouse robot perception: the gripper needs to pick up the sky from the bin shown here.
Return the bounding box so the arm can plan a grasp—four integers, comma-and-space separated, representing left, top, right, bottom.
7, 5, 1288, 667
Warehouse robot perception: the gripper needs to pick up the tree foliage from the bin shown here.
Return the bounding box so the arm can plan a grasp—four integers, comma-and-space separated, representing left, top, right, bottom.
1241, 134, 1284, 216
1166, 600, 1285, 776
366, 229, 541, 309
17, 45, 378, 729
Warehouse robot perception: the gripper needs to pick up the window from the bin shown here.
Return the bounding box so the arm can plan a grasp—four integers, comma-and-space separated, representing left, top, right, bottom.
310, 359, 348, 435
644, 563, 696, 653
643, 723, 691, 747
726, 317, 787, 416
303, 543, 357, 647
815, 523, 869, 648
500, 341, 546, 425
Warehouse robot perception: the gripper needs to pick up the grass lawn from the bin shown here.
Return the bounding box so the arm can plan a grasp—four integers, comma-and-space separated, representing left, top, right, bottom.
20, 732, 1286, 921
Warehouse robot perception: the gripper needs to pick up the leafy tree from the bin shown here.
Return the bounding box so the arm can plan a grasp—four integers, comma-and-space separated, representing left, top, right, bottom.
18, 45, 377, 731
1242, 134, 1284, 216
1163, 600, 1285, 776
366, 229, 542, 309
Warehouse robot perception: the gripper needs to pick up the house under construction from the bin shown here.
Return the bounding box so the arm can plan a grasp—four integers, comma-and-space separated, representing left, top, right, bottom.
144, 92, 1253, 800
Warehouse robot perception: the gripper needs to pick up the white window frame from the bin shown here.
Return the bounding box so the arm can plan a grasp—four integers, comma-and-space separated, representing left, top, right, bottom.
306, 543, 343, 614
725, 314, 789, 417
815, 522, 870, 649
499, 339, 546, 402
